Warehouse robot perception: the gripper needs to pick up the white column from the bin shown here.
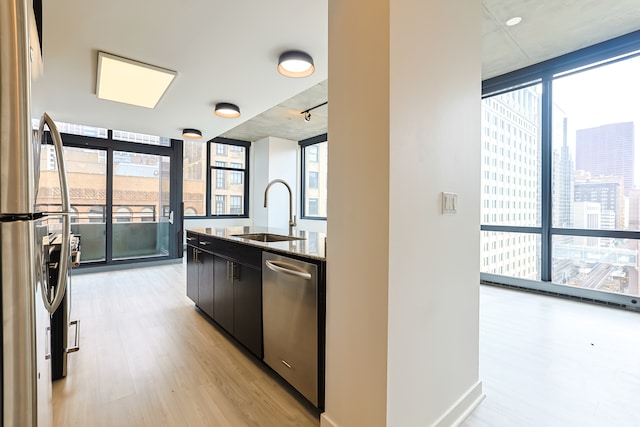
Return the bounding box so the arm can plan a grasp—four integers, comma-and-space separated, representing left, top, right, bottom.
324, 0, 483, 426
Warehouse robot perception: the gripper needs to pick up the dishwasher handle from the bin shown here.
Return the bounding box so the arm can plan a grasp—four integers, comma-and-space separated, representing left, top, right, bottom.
265, 260, 312, 280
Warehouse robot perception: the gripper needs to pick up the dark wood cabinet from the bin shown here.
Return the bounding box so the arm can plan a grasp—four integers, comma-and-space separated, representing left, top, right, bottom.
212, 255, 234, 333
232, 263, 262, 358
186, 233, 214, 318
212, 254, 262, 358
186, 245, 199, 303
186, 231, 263, 358
198, 251, 214, 318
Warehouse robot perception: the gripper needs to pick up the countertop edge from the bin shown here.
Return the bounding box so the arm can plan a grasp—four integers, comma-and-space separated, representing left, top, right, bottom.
186, 227, 326, 261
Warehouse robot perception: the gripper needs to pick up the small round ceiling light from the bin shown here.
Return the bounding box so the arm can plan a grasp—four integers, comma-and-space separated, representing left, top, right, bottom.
506, 16, 522, 26
277, 50, 315, 78
214, 102, 241, 118
182, 128, 202, 139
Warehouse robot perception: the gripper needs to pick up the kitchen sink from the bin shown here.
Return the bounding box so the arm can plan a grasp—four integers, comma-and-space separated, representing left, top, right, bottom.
231, 233, 305, 243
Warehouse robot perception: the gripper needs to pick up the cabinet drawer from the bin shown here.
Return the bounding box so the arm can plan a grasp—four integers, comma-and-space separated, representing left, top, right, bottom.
186, 232, 215, 252
210, 238, 262, 269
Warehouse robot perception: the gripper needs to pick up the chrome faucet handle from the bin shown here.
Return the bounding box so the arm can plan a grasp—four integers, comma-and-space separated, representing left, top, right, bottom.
291, 215, 297, 227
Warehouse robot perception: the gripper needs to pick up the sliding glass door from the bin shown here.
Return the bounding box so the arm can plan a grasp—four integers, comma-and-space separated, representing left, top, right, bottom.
112, 152, 172, 261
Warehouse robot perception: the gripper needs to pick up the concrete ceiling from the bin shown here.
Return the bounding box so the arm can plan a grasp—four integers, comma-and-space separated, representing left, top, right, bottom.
31, 0, 640, 144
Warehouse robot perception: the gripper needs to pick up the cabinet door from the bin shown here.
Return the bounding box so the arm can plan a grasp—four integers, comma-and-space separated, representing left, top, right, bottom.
233, 264, 262, 358
213, 255, 234, 333
186, 246, 199, 303
198, 251, 215, 318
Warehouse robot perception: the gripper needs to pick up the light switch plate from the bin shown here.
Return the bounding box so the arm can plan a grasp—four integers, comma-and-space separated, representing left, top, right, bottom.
442, 192, 457, 215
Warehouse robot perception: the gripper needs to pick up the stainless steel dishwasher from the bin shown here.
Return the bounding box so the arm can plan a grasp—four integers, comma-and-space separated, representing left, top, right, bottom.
262, 251, 319, 406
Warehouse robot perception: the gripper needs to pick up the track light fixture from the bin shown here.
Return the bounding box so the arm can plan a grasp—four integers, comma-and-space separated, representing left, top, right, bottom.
300, 101, 327, 123
278, 50, 315, 78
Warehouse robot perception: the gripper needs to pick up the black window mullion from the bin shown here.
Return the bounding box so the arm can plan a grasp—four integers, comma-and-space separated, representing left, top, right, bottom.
540, 76, 553, 282
105, 147, 114, 264
301, 145, 307, 217
205, 141, 212, 216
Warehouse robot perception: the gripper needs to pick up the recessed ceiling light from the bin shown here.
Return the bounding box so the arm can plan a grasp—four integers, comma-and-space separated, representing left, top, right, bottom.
214, 103, 241, 118
506, 16, 522, 26
182, 128, 202, 139
277, 50, 315, 78
96, 52, 177, 109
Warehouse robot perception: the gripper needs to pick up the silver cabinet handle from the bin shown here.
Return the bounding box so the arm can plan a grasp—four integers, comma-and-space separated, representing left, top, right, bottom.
281, 360, 292, 369
186, 237, 196, 241
66, 320, 80, 353
199, 241, 210, 246
265, 260, 312, 280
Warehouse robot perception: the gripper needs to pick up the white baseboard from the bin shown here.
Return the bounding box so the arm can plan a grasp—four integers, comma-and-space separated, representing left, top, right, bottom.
320, 412, 339, 427
320, 381, 484, 427
432, 381, 485, 427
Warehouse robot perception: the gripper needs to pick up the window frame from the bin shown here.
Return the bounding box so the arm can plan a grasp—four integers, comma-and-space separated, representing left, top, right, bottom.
183, 137, 250, 219
480, 30, 640, 309
299, 133, 327, 220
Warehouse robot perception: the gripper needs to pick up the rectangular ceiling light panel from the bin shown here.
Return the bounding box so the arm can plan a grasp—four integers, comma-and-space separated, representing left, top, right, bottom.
96, 52, 177, 109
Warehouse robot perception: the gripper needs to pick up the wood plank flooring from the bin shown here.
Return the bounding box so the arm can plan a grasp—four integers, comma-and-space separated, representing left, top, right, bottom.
53, 262, 319, 427
463, 285, 640, 427
54, 263, 640, 426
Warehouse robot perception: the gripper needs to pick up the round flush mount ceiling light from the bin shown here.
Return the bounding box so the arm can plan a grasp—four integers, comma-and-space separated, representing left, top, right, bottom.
277, 50, 315, 78
506, 16, 522, 26
214, 102, 241, 118
182, 128, 202, 139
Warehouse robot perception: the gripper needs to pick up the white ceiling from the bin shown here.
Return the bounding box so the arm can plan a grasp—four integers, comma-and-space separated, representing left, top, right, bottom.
31, 0, 640, 143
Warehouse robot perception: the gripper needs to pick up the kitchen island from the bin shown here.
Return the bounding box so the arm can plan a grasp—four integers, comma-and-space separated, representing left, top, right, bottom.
185, 226, 326, 409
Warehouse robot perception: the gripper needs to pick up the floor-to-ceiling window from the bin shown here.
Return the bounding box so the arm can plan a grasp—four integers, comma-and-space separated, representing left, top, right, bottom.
38, 122, 183, 267
481, 31, 640, 309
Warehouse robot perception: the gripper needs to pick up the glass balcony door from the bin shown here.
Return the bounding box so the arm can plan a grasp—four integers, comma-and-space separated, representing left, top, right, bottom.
41, 126, 183, 267
111, 152, 171, 261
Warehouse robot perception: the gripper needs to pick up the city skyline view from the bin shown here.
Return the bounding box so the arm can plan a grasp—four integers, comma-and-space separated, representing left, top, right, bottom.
481, 51, 640, 298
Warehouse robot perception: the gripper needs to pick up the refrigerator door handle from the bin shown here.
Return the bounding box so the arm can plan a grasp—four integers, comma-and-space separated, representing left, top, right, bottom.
45, 326, 51, 360
38, 113, 71, 313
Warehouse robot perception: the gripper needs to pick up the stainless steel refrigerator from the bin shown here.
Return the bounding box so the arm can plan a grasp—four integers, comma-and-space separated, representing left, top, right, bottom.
1, 0, 72, 425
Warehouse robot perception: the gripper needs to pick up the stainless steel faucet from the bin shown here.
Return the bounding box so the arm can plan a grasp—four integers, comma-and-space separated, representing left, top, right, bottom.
264, 179, 296, 233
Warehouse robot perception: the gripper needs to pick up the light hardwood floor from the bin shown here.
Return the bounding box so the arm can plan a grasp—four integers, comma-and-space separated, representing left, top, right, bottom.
53, 262, 319, 427
463, 285, 640, 427
54, 263, 640, 426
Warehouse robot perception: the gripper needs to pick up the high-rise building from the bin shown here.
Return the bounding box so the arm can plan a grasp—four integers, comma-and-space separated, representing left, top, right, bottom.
480, 86, 541, 280
575, 122, 635, 195
553, 114, 574, 228
574, 177, 624, 230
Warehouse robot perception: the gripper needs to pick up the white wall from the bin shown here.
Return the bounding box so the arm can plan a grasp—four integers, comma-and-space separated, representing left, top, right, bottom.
252, 137, 300, 231
386, 0, 482, 425
324, 0, 391, 425
323, 0, 482, 426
